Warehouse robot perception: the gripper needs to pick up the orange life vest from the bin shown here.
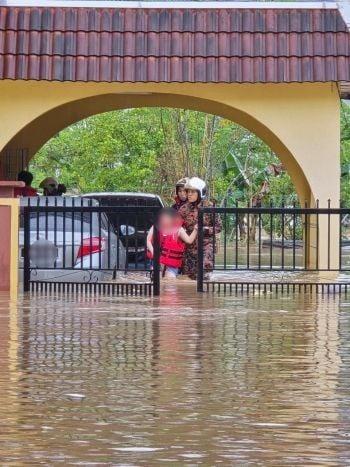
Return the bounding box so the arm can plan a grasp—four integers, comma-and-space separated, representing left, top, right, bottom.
159, 230, 185, 268
147, 228, 185, 268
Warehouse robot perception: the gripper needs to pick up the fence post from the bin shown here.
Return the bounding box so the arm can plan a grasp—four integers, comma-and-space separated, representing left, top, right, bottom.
23, 206, 30, 292
197, 208, 204, 292
153, 221, 160, 296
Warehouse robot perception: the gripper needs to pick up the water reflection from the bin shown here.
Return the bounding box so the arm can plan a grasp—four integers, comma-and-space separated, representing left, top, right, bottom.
0, 286, 349, 464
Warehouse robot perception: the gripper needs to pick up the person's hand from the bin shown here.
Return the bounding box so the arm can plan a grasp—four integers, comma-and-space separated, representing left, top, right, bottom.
203, 226, 211, 237
194, 224, 198, 230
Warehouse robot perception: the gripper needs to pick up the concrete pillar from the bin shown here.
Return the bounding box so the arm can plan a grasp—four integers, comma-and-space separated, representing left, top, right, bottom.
0, 182, 23, 295
306, 204, 339, 272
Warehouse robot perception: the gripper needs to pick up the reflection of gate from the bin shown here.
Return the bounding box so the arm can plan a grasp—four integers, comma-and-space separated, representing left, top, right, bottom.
22, 200, 161, 296
197, 205, 350, 294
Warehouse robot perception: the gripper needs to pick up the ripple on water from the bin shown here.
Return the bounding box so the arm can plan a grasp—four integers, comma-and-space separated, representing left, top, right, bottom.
0, 287, 349, 464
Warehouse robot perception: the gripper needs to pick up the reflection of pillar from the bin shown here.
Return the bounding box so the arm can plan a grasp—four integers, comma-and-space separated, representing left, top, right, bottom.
0, 182, 22, 294
314, 296, 341, 390
0, 298, 20, 455
8, 297, 19, 404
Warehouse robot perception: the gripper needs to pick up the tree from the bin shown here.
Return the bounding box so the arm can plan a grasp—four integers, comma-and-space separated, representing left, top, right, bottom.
340, 102, 350, 207
30, 107, 296, 207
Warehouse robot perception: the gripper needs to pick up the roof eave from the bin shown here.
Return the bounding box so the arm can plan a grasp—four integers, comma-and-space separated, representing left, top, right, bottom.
0, 0, 339, 9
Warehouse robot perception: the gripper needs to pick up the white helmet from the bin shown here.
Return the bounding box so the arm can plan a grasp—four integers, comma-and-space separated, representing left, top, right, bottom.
175, 177, 189, 188
185, 177, 207, 199
39, 177, 58, 190
39, 177, 58, 195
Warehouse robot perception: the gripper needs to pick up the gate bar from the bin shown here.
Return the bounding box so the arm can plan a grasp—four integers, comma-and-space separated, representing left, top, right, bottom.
153, 222, 160, 296
197, 209, 204, 292
23, 206, 30, 292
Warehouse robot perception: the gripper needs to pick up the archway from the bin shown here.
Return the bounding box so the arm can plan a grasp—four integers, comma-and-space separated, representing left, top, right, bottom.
2, 90, 313, 205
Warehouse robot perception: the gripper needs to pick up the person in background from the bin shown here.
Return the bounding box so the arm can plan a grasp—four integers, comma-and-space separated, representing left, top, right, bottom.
179, 177, 222, 280
14, 170, 38, 197
57, 183, 67, 196
39, 177, 58, 196
39, 177, 66, 196
147, 207, 198, 279
172, 177, 189, 211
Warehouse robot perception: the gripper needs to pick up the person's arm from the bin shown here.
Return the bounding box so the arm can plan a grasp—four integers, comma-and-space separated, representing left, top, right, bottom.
146, 226, 154, 257
179, 225, 198, 244
204, 213, 223, 236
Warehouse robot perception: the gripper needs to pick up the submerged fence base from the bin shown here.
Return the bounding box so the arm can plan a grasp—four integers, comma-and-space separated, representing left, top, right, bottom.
29, 281, 153, 296
28, 279, 350, 297
204, 281, 350, 295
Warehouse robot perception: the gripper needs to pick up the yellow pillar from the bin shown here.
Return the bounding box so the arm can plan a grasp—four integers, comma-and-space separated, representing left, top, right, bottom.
0, 193, 21, 296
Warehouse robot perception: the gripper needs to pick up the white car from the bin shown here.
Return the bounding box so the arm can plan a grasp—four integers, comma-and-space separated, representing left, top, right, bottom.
82, 192, 164, 269
19, 197, 126, 282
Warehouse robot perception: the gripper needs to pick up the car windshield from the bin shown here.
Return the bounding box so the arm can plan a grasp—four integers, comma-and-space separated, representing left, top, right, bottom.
87, 196, 161, 232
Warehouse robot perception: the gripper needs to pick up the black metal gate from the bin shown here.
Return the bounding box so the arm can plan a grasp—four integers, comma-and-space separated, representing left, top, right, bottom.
197, 204, 350, 294
22, 199, 161, 296
22, 200, 350, 297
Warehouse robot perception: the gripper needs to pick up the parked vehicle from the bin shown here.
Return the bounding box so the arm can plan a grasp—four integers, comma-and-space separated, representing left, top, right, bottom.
82, 193, 164, 268
19, 197, 126, 282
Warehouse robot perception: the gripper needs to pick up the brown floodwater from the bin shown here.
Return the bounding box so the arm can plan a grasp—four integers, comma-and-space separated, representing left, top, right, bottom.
0, 284, 350, 465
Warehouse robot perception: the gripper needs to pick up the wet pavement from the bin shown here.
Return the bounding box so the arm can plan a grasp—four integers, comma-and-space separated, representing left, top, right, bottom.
0, 284, 350, 464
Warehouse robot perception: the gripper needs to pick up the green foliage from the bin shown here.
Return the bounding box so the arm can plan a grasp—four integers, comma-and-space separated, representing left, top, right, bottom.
31, 109, 161, 194
341, 102, 350, 206
30, 107, 296, 205
29, 103, 350, 243
266, 173, 299, 207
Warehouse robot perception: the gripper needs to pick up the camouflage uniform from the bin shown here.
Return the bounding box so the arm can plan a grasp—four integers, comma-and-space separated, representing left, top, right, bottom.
178, 201, 222, 279
171, 197, 187, 211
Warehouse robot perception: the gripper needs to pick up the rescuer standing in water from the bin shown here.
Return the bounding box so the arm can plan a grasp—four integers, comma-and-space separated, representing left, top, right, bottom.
178, 177, 222, 280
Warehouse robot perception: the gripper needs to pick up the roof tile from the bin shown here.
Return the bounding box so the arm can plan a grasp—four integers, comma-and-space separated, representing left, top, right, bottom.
0, 5, 349, 83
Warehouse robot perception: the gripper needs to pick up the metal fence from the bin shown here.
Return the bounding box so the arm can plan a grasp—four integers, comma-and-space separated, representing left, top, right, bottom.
197, 204, 350, 292
21, 199, 161, 296
21, 200, 350, 296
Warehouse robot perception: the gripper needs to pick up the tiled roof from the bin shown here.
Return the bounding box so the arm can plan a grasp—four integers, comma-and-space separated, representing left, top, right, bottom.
0, 5, 349, 83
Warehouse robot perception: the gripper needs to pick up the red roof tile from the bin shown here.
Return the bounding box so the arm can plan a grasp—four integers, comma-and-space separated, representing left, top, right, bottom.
0, 5, 349, 83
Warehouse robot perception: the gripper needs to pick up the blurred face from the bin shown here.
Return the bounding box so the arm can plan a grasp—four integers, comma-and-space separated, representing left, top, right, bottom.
159, 213, 175, 231
187, 189, 199, 203
177, 187, 187, 202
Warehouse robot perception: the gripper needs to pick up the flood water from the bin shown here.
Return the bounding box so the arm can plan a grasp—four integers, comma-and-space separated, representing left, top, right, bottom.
1, 284, 350, 465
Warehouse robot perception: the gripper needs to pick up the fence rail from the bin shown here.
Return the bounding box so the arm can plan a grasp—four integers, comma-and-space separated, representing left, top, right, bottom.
21, 201, 161, 295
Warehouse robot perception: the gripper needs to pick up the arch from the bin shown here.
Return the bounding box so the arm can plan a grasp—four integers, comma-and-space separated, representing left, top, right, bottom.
2, 91, 311, 204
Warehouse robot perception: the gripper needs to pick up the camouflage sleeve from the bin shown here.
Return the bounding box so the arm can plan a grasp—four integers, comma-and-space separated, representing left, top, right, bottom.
178, 205, 186, 220
204, 212, 222, 236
